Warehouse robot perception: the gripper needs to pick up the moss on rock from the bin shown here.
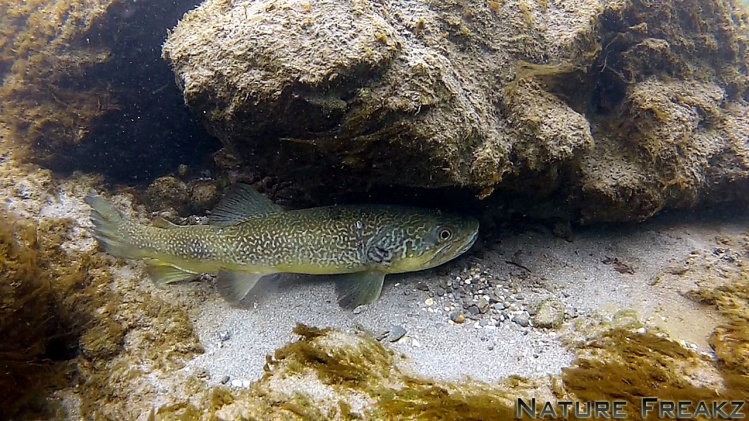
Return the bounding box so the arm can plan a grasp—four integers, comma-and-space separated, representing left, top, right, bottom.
164, 0, 749, 223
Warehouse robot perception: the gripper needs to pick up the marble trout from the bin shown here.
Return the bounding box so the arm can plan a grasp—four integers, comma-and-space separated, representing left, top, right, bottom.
85, 184, 479, 308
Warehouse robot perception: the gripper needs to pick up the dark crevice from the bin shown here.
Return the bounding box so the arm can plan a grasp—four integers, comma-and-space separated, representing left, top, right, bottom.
44, 0, 222, 184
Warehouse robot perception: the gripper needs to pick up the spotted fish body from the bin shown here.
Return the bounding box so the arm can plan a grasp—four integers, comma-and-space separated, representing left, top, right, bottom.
85, 184, 479, 308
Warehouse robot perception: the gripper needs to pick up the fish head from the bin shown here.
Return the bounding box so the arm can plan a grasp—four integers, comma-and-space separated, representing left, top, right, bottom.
375, 210, 479, 273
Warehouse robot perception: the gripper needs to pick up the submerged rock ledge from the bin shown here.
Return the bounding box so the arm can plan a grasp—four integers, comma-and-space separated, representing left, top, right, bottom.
164, 0, 749, 223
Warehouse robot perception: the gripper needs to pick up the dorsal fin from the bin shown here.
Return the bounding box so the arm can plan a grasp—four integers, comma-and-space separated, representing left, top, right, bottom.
208, 183, 283, 226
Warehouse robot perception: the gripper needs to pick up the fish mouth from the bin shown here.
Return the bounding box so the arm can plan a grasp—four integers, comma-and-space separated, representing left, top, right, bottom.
457, 230, 479, 255
428, 229, 479, 267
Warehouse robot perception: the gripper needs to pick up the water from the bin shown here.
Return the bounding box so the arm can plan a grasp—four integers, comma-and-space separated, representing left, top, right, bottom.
1, 0, 748, 419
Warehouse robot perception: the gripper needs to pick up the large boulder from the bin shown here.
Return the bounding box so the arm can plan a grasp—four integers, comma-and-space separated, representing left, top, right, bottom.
163, 0, 749, 223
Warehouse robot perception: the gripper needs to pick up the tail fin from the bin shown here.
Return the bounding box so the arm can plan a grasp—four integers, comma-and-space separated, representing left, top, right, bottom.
84, 193, 142, 259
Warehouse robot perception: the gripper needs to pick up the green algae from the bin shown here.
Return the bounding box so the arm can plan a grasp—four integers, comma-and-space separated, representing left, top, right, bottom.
0, 0, 118, 167
373, 378, 519, 420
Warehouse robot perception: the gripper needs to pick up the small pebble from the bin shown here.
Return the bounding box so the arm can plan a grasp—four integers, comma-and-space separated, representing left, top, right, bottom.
467, 305, 480, 316
512, 313, 531, 327
387, 325, 407, 342
450, 310, 465, 324
433, 286, 446, 297
477, 297, 490, 314
220, 375, 230, 384
219, 331, 231, 342
425, 297, 434, 307
230, 379, 243, 388
416, 283, 429, 291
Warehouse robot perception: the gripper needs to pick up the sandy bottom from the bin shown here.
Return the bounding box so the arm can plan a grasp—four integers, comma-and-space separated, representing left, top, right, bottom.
1, 123, 745, 418
179, 207, 736, 387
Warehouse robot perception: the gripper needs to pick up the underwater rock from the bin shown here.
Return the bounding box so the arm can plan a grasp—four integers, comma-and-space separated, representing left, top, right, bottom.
532, 298, 566, 329
142, 176, 191, 215
0, 0, 219, 182
190, 181, 220, 214
164, 0, 749, 223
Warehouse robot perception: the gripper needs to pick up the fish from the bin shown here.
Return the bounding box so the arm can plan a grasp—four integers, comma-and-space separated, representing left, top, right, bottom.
84, 184, 479, 309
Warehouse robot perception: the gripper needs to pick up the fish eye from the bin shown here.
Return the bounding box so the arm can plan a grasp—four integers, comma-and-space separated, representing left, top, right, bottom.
439, 228, 452, 241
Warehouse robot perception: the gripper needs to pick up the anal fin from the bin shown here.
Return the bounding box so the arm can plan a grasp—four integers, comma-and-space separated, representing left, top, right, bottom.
216, 270, 264, 303
334, 271, 386, 310
145, 263, 198, 286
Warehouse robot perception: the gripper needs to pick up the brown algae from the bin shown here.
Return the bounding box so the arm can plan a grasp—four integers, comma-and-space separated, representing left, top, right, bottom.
0, 214, 114, 419
0, 207, 203, 419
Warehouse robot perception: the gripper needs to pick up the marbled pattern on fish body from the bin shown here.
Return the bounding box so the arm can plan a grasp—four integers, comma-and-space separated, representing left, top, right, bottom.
85, 184, 479, 309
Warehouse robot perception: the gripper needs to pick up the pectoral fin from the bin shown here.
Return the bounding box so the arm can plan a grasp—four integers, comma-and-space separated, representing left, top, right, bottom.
334, 271, 386, 310
145, 263, 198, 286
216, 270, 263, 303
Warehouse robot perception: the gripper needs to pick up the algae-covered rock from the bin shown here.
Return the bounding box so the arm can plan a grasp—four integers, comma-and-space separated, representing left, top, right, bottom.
164, 0, 749, 223
0, 0, 219, 182
142, 176, 191, 215
533, 298, 566, 329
